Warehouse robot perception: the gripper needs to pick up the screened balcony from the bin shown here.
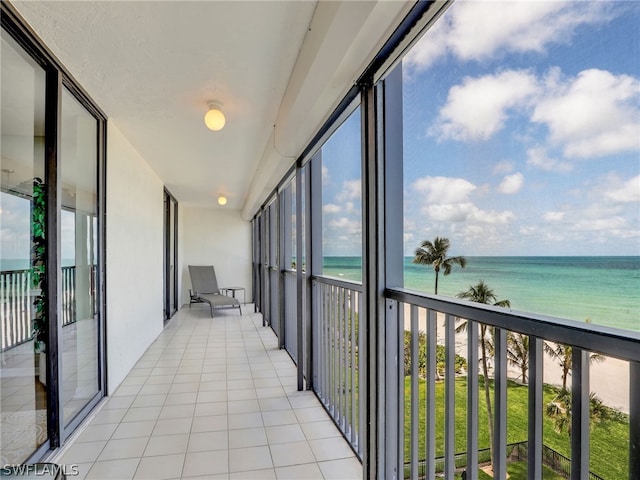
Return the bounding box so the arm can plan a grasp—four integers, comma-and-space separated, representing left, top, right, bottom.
252, 187, 640, 480
2, 0, 639, 478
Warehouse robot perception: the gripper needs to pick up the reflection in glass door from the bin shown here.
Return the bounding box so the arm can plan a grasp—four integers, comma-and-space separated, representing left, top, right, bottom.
59, 87, 100, 427
0, 29, 48, 464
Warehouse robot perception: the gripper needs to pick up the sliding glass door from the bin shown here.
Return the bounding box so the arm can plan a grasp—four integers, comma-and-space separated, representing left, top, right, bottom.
0, 27, 48, 466
59, 87, 101, 428
1, 5, 105, 463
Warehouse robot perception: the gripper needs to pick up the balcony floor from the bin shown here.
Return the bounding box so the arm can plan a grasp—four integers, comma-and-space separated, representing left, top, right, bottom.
53, 306, 362, 479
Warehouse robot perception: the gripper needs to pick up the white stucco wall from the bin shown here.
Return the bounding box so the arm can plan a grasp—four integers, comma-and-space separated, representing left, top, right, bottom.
182, 207, 252, 307
106, 122, 164, 394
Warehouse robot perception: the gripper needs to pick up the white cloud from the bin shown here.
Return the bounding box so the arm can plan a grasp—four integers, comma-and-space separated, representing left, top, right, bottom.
532, 69, 640, 158
572, 216, 627, 232
323, 204, 341, 214
606, 175, 640, 203
529, 172, 639, 247
470, 207, 515, 225
404, 1, 609, 73
412, 176, 514, 225
432, 70, 539, 141
526, 147, 573, 173
498, 173, 524, 194
519, 226, 538, 236
543, 211, 565, 222
425, 202, 474, 223
412, 176, 476, 203
328, 216, 361, 235
336, 179, 361, 203
493, 161, 514, 175
432, 67, 640, 158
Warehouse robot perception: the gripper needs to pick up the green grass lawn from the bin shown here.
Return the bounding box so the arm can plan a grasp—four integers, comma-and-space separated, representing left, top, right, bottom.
403, 376, 629, 479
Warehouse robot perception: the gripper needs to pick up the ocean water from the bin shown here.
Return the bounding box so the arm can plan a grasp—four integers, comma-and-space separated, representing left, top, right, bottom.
1, 259, 76, 270
322, 256, 640, 333
0, 259, 31, 271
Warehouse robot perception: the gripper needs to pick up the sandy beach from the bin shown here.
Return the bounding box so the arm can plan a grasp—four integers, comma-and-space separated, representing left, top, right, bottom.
401, 306, 630, 414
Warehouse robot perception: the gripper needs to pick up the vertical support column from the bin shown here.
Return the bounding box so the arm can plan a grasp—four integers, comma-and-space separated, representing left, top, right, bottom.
410, 305, 419, 479
45, 66, 62, 446
444, 314, 455, 479
397, 303, 405, 477
381, 59, 404, 480
260, 209, 267, 326
251, 218, 255, 309
382, 59, 404, 290
255, 216, 261, 313
385, 299, 400, 479
528, 337, 543, 480
361, 75, 382, 478
571, 348, 590, 480
493, 327, 507, 480
350, 289, 357, 444
252, 218, 258, 312
278, 189, 287, 349
630, 361, 640, 480
309, 151, 322, 278
295, 166, 304, 391
466, 321, 479, 480
309, 153, 322, 391
425, 310, 437, 480
269, 199, 279, 334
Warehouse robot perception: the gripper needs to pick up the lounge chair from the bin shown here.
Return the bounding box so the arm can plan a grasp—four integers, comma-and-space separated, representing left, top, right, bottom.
188, 265, 241, 317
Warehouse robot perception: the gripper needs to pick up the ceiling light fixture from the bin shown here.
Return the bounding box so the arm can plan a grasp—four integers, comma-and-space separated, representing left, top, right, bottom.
204, 100, 226, 131
217, 195, 228, 206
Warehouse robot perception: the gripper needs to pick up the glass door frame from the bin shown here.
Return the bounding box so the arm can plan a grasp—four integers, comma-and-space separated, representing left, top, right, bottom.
1, 2, 107, 461
163, 188, 178, 322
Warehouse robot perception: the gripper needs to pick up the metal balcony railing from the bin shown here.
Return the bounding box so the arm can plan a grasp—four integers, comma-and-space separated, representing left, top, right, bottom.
282, 270, 298, 362
0, 266, 94, 351
0, 269, 33, 350
403, 442, 605, 480
385, 288, 640, 480
313, 276, 365, 459
261, 272, 639, 478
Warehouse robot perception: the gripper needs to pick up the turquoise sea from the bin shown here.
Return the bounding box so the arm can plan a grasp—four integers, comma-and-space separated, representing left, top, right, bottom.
323, 256, 640, 333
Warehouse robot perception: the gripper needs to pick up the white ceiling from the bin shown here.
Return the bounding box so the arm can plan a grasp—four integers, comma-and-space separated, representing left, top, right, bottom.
10, 0, 413, 219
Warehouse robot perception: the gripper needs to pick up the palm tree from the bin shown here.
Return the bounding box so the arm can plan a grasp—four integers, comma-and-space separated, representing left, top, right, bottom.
507, 332, 529, 384
543, 342, 605, 391
546, 388, 611, 436
456, 281, 510, 470
412, 237, 467, 294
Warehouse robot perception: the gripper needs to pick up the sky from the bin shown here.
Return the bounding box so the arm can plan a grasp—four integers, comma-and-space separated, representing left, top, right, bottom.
0, 192, 87, 265
2, 1, 639, 261
321, 0, 640, 257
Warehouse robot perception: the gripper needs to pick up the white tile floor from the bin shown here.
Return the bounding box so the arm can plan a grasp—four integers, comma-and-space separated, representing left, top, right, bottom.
51, 306, 362, 480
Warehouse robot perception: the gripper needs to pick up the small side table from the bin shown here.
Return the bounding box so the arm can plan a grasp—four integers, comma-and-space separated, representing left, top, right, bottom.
223, 287, 246, 305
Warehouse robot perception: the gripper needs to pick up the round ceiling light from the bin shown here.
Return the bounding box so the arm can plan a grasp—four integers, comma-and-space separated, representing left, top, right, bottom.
204, 101, 226, 131
217, 195, 228, 206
